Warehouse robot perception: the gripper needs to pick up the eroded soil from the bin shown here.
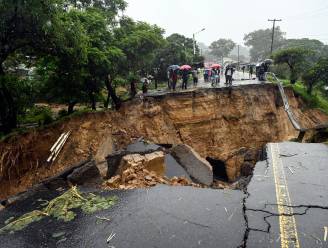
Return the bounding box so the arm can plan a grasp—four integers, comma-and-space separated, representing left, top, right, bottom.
1, 84, 327, 199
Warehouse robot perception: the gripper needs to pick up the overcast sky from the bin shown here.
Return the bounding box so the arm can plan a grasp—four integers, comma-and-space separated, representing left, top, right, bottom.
125, 0, 328, 46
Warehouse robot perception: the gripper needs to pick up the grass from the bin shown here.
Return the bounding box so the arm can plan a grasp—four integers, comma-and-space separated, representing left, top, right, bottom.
285, 81, 328, 115
270, 77, 328, 115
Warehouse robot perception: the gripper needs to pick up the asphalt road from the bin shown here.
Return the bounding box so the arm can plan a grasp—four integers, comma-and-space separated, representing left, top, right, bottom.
246, 142, 328, 248
0, 186, 246, 248
146, 71, 263, 97
0, 142, 327, 248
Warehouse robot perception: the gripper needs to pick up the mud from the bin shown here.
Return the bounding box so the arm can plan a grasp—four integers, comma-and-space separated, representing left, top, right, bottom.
0, 84, 327, 199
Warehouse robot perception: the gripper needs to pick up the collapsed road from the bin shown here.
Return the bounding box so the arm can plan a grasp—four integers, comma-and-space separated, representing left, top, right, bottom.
0, 80, 328, 248
1, 82, 327, 199
0, 142, 327, 247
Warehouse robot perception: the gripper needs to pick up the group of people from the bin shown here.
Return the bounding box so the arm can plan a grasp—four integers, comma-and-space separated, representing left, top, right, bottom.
168, 68, 200, 90
203, 68, 220, 85
167, 65, 237, 90
241, 65, 254, 79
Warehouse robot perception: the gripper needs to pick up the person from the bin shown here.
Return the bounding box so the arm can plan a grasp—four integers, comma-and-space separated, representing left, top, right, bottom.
167, 69, 172, 89
225, 66, 234, 86
182, 69, 189, 90
216, 68, 221, 84
211, 69, 216, 85
211, 69, 220, 86
172, 69, 178, 91
204, 69, 209, 82
142, 78, 148, 94
192, 69, 198, 86
258, 63, 266, 81
249, 66, 254, 79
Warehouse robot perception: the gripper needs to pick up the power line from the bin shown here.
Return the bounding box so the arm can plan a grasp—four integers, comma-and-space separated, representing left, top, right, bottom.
268, 19, 282, 54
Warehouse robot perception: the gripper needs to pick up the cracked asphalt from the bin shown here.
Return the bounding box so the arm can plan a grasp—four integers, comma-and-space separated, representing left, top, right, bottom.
245, 142, 328, 248
0, 142, 327, 247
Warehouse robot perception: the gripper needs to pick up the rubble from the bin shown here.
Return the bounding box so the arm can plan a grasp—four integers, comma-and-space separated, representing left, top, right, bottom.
104, 151, 202, 190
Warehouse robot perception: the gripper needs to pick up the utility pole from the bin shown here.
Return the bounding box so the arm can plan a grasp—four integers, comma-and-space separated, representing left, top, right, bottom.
193, 28, 206, 56
193, 34, 196, 56
237, 45, 240, 69
268, 19, 282, 55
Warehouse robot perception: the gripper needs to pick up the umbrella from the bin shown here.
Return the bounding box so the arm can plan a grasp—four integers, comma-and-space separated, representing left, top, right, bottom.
168, 65, 180, 71
211, 64, 221, 69
264, 59, 273, 65
180, 65, 192, 70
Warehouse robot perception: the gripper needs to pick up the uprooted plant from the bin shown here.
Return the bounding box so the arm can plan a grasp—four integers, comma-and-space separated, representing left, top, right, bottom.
0, 186, 118, 234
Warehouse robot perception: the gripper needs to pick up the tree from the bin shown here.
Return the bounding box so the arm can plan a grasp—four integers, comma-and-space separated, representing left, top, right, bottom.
0, 0, 128, 130
273, 47, 313, 84
115, 18, 165, 73
283, 38, 327, 54
0, 0, 68, 133
209, 39, 236, 60
244, 27, 285, 62
151, 33, 203, 81
303, 58, 328, 94
113, 17, 165, 94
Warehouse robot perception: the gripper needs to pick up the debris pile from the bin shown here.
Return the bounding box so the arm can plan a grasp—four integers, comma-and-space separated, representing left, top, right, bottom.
103, 152, 202, 190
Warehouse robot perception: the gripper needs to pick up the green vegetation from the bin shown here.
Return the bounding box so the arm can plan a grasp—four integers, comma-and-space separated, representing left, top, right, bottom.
18, 106, 53, 126
280, 80, 328, 114
0, 187, 118, 234
0, 0, 202, 135
273, 48, 314, 84
268, 36, 328, 114
244, 28, 328, 63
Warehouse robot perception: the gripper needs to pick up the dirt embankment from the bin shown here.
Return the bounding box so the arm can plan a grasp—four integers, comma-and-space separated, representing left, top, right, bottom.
0, 84, 327, 199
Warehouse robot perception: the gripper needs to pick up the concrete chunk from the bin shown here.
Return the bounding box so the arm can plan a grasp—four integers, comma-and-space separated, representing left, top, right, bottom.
171, 144, 213, 186
67, 160, 101, 185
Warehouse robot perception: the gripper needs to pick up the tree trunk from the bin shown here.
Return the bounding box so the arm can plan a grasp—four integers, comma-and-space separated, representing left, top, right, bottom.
0, 63, 18, 134
89, 92, 96, 110
105, 75, 121, 110
130, 79, 137, 98
104, 94, 110, 109
307, 83, 313, 95
290, 67, 297, 84
67, 100, 77, 114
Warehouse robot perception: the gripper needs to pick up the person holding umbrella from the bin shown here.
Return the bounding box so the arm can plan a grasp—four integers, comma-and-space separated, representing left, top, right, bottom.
167, 65, 179, 90
172, 69, 178, 91
211, 64, 221, 86
180, 65, 191, 90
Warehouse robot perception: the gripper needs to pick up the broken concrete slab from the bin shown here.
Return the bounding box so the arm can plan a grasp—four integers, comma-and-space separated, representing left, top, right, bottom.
126, 139, 162, 154
171, 144, 213, 186
67, 160, 101, 185
106, 150, 129, 178
105, 140, 164, 179
164, 154, 191, 180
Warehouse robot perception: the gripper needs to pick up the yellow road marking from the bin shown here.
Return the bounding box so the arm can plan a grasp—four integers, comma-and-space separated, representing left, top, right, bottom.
270, 143, 300, 248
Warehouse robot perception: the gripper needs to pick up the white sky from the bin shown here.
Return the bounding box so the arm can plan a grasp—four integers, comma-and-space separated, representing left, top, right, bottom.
125, 0, 328, 46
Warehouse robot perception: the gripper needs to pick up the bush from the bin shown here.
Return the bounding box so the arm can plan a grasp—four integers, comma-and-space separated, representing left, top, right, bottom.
58, 109, 68, 118
19, 106, 54, 126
